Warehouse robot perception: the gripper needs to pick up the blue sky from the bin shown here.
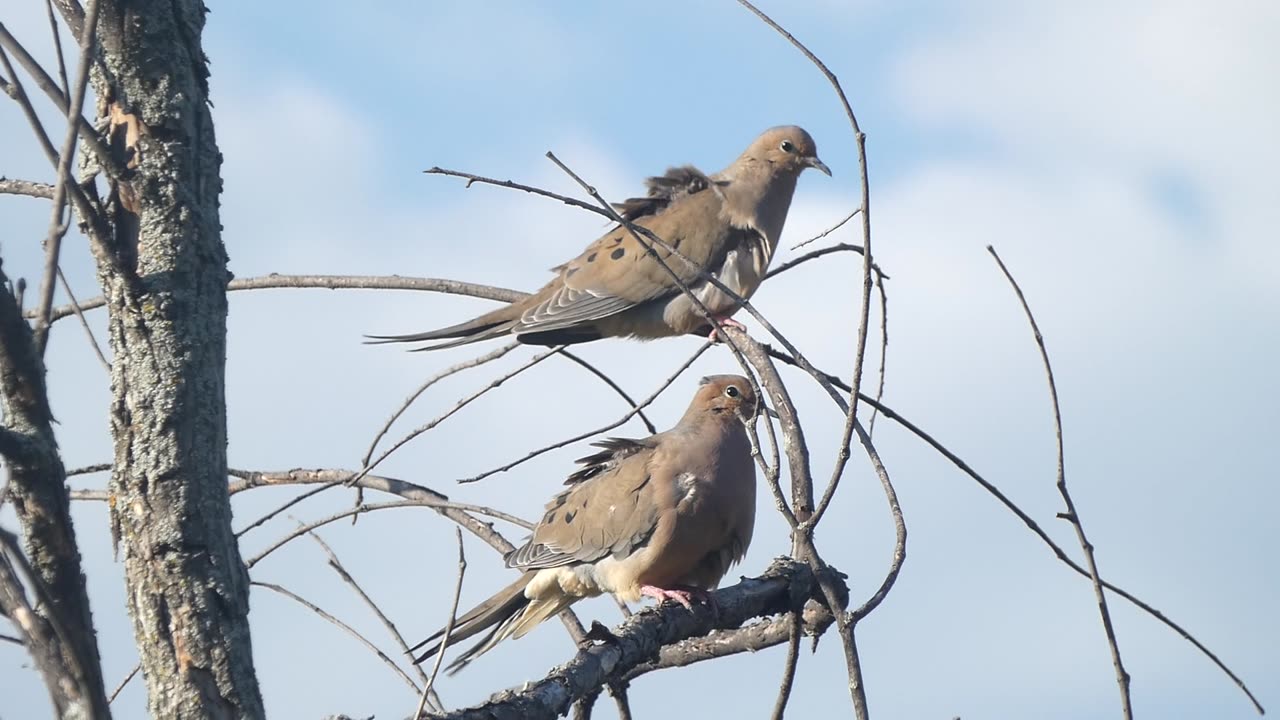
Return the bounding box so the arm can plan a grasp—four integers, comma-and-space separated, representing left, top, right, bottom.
2, 1, 1277, 718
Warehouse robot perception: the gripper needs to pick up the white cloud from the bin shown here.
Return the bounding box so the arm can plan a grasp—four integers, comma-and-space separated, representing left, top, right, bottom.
891, 0, 1280, 295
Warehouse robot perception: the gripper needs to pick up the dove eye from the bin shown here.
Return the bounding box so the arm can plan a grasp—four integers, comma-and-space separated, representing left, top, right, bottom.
724, 385, 741, 398
779, 140, 796, 153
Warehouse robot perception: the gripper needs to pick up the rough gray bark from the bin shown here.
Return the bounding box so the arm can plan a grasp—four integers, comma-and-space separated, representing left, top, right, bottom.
0, 262, 109, 718
438, 559, 838, 720
76, 1, 265, 717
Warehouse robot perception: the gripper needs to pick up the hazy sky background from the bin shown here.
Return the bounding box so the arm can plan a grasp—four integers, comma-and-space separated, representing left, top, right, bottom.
2, 2, 1277, 718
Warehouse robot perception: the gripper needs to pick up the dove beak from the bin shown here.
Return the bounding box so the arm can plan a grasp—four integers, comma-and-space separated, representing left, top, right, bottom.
761, 405, 781, 419
805, 156, 832, 176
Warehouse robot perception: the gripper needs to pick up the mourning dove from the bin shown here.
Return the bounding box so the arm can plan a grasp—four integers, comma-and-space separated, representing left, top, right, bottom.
410, 375, 760, 673
370, 126, 829, 350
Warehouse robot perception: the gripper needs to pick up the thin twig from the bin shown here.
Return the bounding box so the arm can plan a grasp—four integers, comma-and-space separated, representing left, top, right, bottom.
363, 341, 520, 466
867, 274, 889, 435
847, 419, 906, 619
425, 167, 608, 218
739, 0, 877, 537
235, 483, 339, 537
42, 0, 70, 96
356, 346, 565, 484
107, 663, 139, 703
757, 346, 1263, 714
459, 341, 712, 483
32, 0, 100, 356
65, 463, 110, 477
244, 499, 526, 569
988, 245, 1133, 719
0, 38, 120, 276
790, 207, 859, 250
414, 528, 466, 719
765, 242, 886, 281
55, 266, 110, 370
559, 350, 657, 435
305, 531, 434, 692
253, 580, 422, 695
770, 611, 803, 720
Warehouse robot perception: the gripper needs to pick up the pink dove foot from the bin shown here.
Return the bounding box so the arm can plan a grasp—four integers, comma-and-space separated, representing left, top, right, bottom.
640, 584, 717, 614
707, 316, 748, 341
640, 584, 697, 610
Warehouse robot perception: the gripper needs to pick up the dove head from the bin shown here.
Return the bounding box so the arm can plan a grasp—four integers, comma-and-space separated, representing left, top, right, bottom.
685, 374, 760, 426
745, 126, 831, 177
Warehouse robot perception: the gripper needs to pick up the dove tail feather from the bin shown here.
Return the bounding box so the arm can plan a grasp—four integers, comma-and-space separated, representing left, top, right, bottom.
410, 575, 530, 667
443, 593, 574, 675
365, 304, 521, 349
516, 327, 604, 346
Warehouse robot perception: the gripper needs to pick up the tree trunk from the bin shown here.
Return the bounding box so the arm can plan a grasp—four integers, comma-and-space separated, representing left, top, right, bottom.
0, 265, 109, 718
87, 1, 265, 717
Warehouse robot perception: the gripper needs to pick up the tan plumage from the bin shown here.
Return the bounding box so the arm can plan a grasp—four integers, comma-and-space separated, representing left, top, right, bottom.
370, 127, 829, 350
410, 375, 760, 673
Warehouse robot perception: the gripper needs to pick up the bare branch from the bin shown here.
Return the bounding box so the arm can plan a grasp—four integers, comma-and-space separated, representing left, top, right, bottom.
42, 0, 70, 96
790, 207, 859, 250
107, 663, 139, 704
32, 0, 101, 355
364, 341, 519, 465
760, 346, 1266, 714
724, 330, 804, 529
769, 611, 803, 720
48, 0, 86, 42
847, 419, 906, 620
866, 274, 889, 435
414, 528, 465, 719
0, 22, 120, 178
0, 32, 119, 276
765, 242, 885, 281
988, 245, 1133, 718
304, 530, 439, 711
54, 266, 110, 371
0, 256, 109, 716
235, 483, 338, 537
357, 346, 564, 483
32, 274, 529, 324
618, 594, 836, 682
0, 177, 55, 199
459, 341, 712, 483
253, 580, 421, 695
559, 350, 657, 435
425, 166, 609, 219
66, 462, 110, 477
437, 559, 825, 720
0, 529, 95, 717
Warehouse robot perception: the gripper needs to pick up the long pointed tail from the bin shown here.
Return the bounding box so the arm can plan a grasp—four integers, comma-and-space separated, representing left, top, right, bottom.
410, 574, 531, 673
366, 304, 520, 351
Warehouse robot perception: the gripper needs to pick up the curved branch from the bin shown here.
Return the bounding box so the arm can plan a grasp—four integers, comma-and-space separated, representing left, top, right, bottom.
363, 341, 520, 466
253, 580, 421, 695
459, 341, 712, 483
989, 245, 1132, 718
760, 346, 1265, 715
